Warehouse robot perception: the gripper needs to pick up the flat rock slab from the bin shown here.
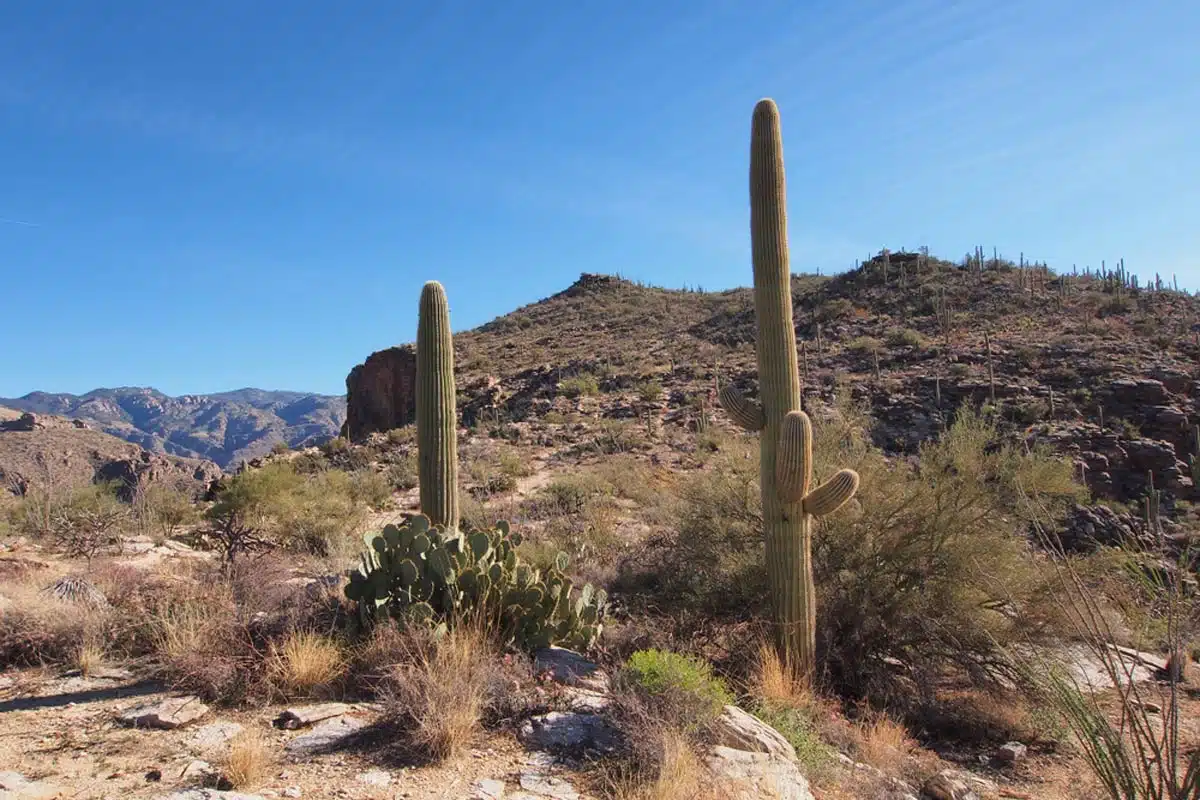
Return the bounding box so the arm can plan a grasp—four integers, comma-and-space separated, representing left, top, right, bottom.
518, 712, 620, 754
0, 771, 61, 799
274, 703, 352, 729
711, 705, 796, 761
355, 770, 391, 787
284, 715, 368, 754
188, 722, 246, 752
533, 648, 609, 693
119, 696, 210, 729
706, 746, 814, 800
562, 687, 610, 713
157, 791, 267, 800
473, 778, 506, 799
518, 773, 580, 799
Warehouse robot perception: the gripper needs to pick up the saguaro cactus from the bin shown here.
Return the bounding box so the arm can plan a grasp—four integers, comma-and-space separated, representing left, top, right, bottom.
718, 99, 860, 681
416, 281, 459, 530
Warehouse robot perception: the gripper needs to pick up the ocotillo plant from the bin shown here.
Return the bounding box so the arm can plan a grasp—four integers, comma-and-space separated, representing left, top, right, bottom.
718, 98, 860, 681
416, 281, 460, 530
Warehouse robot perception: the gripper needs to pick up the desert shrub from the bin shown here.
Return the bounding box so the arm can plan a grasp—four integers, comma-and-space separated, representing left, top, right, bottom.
615, 649, 732, 734
886, 327, 926, 348
380, 622, 507, 762
847, 336, 883, 354
385, 450, 419, 490
0, 573, 116, 667
271, 441, 291, 455
559, 372, 600, 398
204, 462, 369, 561
132, 482, 199, 540
47, 481, 129, 561
610, 649, 733, 779
348, 469, 392, 510
636, 379, 664, 403
634, 396, 1083, 703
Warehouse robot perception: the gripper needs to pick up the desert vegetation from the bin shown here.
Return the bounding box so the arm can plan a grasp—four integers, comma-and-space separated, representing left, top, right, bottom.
2, 98, 1199, 800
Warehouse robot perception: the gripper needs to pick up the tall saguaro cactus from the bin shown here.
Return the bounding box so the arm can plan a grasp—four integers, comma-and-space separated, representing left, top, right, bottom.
416, 280, 459, 530
718, 99, 860, 681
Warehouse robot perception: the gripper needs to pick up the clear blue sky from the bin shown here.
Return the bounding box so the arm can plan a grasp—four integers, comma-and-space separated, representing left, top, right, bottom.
2, 0, 1196, 397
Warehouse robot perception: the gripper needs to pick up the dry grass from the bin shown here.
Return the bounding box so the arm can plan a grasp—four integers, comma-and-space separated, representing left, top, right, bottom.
607, 730, 736, 800
224, 728, 273, 789
72, 639, 107, 676
753, 642, 812, 709
855, 714, 916, 775
266, 630, 345, 698
381, 622, 500, 763
0, 571, 112, 667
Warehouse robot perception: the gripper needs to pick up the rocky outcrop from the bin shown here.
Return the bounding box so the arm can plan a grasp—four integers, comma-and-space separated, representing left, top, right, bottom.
0, 413, 221, 500
342, 345, 418, 442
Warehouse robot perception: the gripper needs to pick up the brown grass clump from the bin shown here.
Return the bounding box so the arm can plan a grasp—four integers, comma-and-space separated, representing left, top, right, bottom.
0, 571, 113, 667
380, 621, 503, 763
854, 714, 915, 775
606, 730, 736, 800
224, 728, 273, 789
266, 630, 345, 698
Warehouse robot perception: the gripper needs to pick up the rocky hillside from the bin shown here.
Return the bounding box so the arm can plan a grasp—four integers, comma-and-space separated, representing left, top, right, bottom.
347, 255, 1200, 518
0, 387, 345, 469
0, 411, 220, 499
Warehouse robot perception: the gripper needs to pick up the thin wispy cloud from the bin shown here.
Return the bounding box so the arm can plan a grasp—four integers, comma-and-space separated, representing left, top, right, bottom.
0, 217, 38, 227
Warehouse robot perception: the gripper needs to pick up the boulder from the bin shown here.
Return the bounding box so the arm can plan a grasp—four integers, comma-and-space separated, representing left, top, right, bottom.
710, 705, 797, 761
533, 647, 610, 692
705, 746, 814, 800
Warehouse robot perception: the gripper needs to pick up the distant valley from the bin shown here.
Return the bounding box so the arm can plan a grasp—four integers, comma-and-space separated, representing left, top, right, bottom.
0, 387, 346, 469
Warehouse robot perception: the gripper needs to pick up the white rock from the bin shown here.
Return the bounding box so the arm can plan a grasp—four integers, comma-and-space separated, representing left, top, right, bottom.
705, 746, 814, 800
119, 696, 210, 729
711, 705, 797, 761
995, 741, 1028, 763
355, 770, 391, 787
921, 770, 981, 800
284, 715, 368, 754
0, 771, 60, 799
473, 778, 506, 799
189, 722, 246, 752
274, 703, 352, 730
282, 788, 302, 798
518, 773, 579, 799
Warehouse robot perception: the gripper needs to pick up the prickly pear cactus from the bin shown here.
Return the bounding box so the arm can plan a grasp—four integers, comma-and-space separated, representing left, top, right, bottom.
717, 98, 860, 681
344, 514, 607, 651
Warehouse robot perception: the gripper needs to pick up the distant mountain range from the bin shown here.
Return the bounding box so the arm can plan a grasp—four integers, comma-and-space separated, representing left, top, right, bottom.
0, 387, 346, 469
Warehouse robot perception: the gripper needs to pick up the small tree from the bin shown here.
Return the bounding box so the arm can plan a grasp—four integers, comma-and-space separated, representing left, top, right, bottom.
50, 482, 129, 564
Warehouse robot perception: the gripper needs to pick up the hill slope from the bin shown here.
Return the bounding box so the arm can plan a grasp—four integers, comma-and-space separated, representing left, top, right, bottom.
349, 256, 1200, 514
0, 387, 345, 469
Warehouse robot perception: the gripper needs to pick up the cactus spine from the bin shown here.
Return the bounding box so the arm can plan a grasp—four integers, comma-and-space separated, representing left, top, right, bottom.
718, 99, 860, 681
416, 281, 459, 530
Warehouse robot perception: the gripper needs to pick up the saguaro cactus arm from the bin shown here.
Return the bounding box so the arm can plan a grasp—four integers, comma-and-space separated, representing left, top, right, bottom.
775, 410, 813, 504
803, 469, 860, 518
718, 385, 765, 432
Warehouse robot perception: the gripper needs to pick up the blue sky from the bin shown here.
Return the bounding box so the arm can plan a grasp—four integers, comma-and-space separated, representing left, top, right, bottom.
1, 0, 1196, 397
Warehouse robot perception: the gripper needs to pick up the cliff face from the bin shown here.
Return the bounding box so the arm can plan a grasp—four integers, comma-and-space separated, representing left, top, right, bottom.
342, 345, 418, 442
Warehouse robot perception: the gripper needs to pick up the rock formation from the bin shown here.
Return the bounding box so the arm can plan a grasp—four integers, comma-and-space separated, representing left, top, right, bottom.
342, 344, 418, 442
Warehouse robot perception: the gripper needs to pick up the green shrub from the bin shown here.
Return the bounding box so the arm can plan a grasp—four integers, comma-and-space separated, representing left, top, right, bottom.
203, 462, 369, 561
348, 469, 392, 510
754, 702, 835, 776
636, 379, 663, 403
559, 373, 600, 398
886, 328, 925, 348
634, 396, 1084, 703
847, 336, 883, 354
615, 649, 732, 734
